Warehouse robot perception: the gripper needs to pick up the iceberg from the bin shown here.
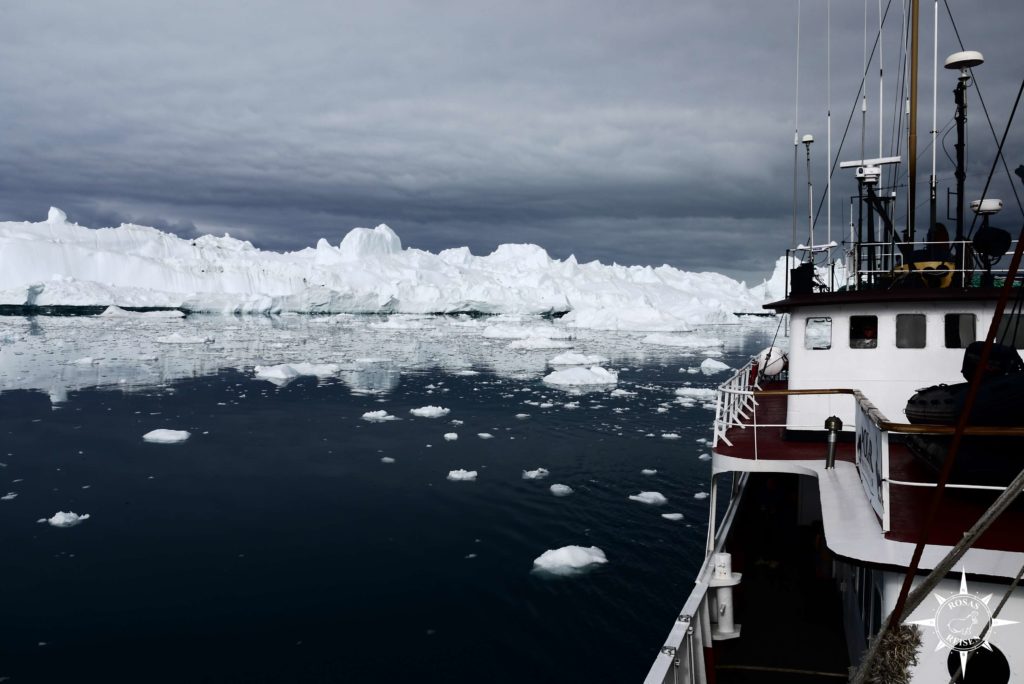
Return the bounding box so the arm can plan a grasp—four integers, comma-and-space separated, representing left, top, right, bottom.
532, 545, 608, 574
0, 208, 766, 329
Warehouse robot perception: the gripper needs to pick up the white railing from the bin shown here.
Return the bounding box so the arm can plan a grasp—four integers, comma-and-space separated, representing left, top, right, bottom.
711, 358, 761, 448
644, 472, 749, 684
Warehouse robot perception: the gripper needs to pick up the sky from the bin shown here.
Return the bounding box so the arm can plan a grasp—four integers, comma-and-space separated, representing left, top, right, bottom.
1, 0, 1021, 283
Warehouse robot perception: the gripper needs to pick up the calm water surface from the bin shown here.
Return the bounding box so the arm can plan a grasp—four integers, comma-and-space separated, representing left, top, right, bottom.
0, 314, 780, 682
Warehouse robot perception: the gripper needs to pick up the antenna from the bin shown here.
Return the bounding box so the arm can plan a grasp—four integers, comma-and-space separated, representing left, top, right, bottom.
803, 134, 815, 256
945, 49, 983, 264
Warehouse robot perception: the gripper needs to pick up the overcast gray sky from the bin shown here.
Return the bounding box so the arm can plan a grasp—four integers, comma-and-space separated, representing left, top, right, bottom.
1, 0, 1021, 283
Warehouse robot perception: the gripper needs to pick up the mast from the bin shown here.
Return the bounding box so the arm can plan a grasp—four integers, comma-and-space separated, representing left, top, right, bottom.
907, 0, 919, 241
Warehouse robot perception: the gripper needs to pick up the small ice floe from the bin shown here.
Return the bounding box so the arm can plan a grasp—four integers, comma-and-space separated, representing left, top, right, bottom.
515, 413, 530, 419
522, 467, 550, 480
443, 433, 459, 442
142, 429, 190, 444
563, 401, 580, 409
641, 469, 657, 476
453, 370, 479, 376
693, 492, 710, 500
549, 351, 609, 366
661, 433, 681, 440
675, 387, 717, 402
698, 453, 712, 461
39, 511, 90, 527
447, 469, 478, 481
254, 363, 341, 386
549, 484, 574, 497
629, 491, 668, 505
380, 456, 396, 464
656, 407, 669, 413
99, 306, 184, 318
700, 358, 731, 375
410, 406, 450, 418
450, 419, 464, 426
532, 545, 607, 575
155, 332, 212, 344
610, 388, 636, 397
1, 492, 17, 501
661, 513, 685, 521
542, 366, 618, 387
362, 410, 399, 422
477, 433, 494, 439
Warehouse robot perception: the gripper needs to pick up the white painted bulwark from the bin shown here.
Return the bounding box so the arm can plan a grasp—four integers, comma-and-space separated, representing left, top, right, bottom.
854, 401, 889, 531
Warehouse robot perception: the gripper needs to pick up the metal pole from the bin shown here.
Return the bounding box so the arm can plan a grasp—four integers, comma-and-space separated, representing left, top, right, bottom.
928, 0, 938, 235
953, 73, 968, 266
907, 0, 920, 241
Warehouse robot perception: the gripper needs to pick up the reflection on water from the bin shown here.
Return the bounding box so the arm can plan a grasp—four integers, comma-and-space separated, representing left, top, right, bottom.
0, 313, 783, 400
0, 313, 783, 682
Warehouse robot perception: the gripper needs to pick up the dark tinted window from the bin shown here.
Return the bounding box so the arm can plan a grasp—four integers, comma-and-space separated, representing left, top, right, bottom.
997, 313, 1024, 349
896, 314, 926, 348
850, 315, 878, 349
944, 314, 976, 348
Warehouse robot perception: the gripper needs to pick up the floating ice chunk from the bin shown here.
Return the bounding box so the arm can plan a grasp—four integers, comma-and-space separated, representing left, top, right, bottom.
532, 545, 607, 574
477, 433, 494, 439
661, 433, 681, 440
610, 388, 636, 397
155, 332, 212, 344
41, 511, 90, 527
549, 351, 609, 366
453, 370, 479, 376
641, 469, 657, 476
543, 366, 618, 387
1, 492, 17, 501
675, 387, 717, 401
522, 467, 550, 480
450, 419, 464, 426
700, 358, 731, 375
100, 306, 184, 318
142, 429, 190, 444
629, 491, 667, 505
411, 406, 450, 418
693, 492, 710, 500
447, 469, 478, 481
550, 484, 574, 496
563, 401, 580, 409
698, 453, 712, 461
515, 413, 530, 419
661, 513, 684, 521
362, 410, 398, 422
380, 456, 396, 463
443, 433, 458, 441
254, 362, 341, 385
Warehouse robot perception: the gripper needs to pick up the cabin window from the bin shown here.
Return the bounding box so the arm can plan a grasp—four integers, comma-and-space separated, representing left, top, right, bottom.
895, 314, 926, 348
804, 317, 832, 350
996, 313, 1024, 349
944, 313, 976, 348
850, 316, 878, 349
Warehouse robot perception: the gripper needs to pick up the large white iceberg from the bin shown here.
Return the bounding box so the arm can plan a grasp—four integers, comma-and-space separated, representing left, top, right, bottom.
0, 208, 766, 329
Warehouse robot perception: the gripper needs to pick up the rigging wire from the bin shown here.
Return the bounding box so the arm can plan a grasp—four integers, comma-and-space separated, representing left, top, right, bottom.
942, 0, 1024, 221
810, 0, 894, 233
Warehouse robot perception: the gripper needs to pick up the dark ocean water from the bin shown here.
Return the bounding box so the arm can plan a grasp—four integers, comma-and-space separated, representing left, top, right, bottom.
0, 317, 778, 683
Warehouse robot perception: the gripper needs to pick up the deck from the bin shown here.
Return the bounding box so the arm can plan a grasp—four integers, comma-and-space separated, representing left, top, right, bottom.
714, 379, 1024, 556
713, 473, 850, 683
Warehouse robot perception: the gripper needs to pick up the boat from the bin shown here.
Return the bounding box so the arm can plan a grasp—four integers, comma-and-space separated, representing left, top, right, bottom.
645, 2, 1024, 682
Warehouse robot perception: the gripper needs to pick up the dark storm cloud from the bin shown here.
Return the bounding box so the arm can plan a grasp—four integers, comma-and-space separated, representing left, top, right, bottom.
1, 0, 1021, 282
